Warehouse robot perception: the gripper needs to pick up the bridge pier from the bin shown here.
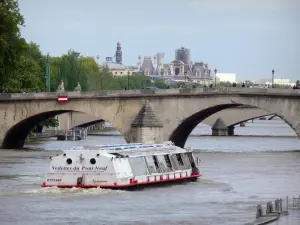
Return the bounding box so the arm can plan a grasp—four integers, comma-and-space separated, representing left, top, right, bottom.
228, 126, 235, 136
212, 118, 228, 136
129, 103, 163, 144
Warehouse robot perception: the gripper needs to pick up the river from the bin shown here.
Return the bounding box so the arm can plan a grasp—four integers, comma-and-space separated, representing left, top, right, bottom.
0, 119, 299, 225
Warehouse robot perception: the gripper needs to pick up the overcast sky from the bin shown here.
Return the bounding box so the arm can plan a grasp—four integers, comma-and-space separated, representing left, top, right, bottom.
19, 0, 299, 81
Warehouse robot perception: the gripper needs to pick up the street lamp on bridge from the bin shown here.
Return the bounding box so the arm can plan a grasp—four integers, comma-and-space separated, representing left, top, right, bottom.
214, 68, 217, 87
127, 71, 130, 90
45, 53, 51, 92
272, 69, 275, 88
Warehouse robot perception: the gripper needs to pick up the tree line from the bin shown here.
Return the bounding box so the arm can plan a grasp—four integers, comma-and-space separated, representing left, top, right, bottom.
0, 0, 161, 93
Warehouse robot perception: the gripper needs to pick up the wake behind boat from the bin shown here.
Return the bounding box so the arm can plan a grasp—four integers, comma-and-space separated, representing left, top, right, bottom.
41, 141, 202, 189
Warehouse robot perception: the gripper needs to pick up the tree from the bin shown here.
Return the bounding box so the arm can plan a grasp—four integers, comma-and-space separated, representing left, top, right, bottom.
154, 80, 168, 89
49, 50, 89, 91
0, 0, 27, 88
0, 41, 46, 92
31, 117, 59, 134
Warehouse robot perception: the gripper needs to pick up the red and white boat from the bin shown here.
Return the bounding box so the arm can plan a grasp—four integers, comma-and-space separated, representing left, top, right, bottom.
41, 141, 202, 189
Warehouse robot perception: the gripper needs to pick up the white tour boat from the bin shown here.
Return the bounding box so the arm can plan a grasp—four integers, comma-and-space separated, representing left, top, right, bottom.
41, 141, 202, 189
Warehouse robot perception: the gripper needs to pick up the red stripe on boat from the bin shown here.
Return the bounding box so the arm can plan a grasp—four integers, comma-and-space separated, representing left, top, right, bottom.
41, 173, 202, 189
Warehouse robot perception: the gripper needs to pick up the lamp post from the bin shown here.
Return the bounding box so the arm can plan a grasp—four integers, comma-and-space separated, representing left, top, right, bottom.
272, 69, 275, 88
127, 71, 130, 90
45, 53, 51, 92
214, 68, 217, 87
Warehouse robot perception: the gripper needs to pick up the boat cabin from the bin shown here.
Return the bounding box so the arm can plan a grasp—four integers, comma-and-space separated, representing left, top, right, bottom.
42, 142, 201, 189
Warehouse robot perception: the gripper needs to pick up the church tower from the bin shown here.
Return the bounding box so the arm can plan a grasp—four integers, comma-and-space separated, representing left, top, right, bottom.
115, 41, 122, 64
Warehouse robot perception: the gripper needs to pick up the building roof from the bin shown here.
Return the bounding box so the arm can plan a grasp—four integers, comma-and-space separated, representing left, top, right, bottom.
170, 60, 184, 65
140, 57, 155, 74
104, 62, 127, 70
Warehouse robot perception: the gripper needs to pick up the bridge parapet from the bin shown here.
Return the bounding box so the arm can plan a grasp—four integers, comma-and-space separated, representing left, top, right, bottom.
1, 88, 300, 101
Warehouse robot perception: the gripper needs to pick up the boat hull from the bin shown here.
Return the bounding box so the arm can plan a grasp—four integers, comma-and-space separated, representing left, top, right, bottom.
41, 174, 201, 190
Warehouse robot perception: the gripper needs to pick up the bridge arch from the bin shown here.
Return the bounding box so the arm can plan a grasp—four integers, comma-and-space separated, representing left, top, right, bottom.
2, 110, 127, 149
3, 110, 71, 149
169, 103, 240, 147
228, 114, 274, 128
168, 101, 299, 148
73, 119, 105, 128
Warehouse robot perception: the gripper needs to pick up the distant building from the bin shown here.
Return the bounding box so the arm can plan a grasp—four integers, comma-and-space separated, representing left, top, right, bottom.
102, 57, 138, 76
139, 56, 156, 75
274, 78, 291, 85
154, 53, 165, 75
256, 78, 294, 86
115, 42, 122, 64
216, 73, 236, 83
175, 47, 190, 65
96, 42, 139, 76
134, 47, 213, 84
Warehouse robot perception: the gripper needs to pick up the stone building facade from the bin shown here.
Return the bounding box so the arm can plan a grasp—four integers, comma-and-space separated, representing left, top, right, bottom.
134, 47, 213, 84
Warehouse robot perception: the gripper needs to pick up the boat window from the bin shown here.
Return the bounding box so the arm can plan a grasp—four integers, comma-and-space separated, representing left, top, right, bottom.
154, 155, 172, 172
144, 156, 159, 174
164, 155, 173, 170
124, 146, 136, 149
180, 153, 192, 169
128, 157, 150, 176
169, 154, 181, 171
176, 154, 184, 166
152, 156, 160, 170
187, 152, 195, 165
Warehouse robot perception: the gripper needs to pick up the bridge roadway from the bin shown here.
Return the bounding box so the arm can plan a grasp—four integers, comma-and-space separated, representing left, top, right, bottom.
0, 87, 299, 148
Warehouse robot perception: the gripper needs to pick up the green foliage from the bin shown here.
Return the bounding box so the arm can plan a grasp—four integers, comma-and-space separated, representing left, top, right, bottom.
87, 70, 152, 91
39, 117, 59, 128
154, 80, 169, 89
49, 51, 89, 91
0, 0, 27, 88
1, 42, 45, 92
217, 81, 235, 87
31, 117, 59, 134
87, 67, 112, 91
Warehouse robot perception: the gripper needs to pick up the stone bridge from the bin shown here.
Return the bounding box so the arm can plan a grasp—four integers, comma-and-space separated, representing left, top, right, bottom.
0, 87, 299, 149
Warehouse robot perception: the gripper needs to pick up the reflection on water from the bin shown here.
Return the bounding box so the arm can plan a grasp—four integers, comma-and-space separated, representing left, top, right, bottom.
0, 119, 299, 225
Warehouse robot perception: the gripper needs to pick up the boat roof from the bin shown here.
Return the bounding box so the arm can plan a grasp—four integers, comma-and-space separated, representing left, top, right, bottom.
65, 142, 192, 158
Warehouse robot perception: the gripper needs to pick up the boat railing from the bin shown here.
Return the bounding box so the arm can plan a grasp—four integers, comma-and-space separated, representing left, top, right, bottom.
67, 142, 185, 152
98, 143, 174, 151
